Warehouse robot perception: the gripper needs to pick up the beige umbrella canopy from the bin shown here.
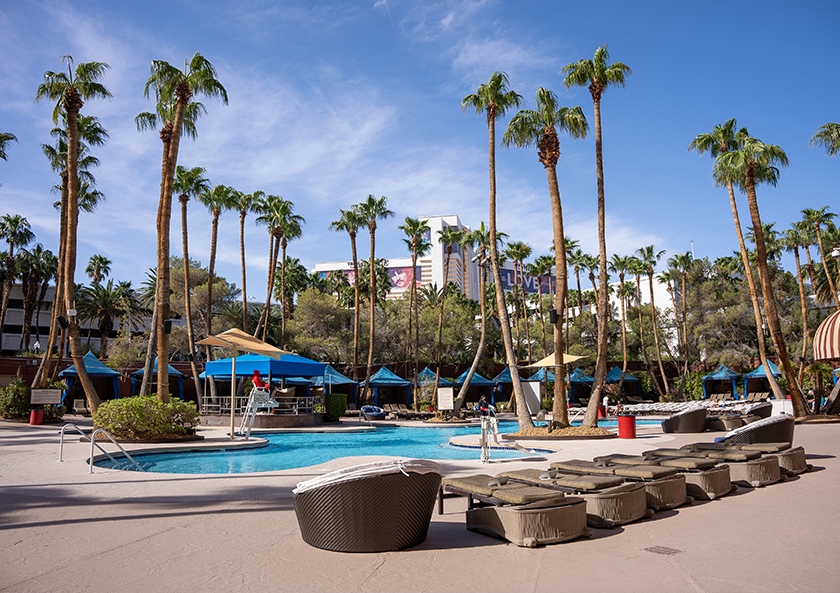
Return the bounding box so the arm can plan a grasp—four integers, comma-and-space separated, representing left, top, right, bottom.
197, 328, 293, 439
524, 351, 585, 368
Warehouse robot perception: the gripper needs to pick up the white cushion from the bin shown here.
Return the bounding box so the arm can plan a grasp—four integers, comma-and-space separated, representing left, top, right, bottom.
293, 459, 442, 494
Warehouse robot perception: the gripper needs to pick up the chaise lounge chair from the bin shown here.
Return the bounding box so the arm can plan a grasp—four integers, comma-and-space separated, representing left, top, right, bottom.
646, 446, 783, 488
293, 459, 442, 552
720, 413, 794, 445
661, 406, 707, 433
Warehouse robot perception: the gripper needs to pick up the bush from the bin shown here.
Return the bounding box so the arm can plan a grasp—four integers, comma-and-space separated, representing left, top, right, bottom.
0, 378, 31, 419
325, 392, 347, 422
92, 396, 200, 440
417, 399, 434, 412
43, 404, 67, 422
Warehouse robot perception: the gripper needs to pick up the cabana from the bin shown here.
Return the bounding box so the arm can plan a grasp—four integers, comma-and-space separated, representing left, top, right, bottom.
414, 367, 453, 406
203, 352, 325, 379
360, 367, 411, 407
743, 360, 781, 398
701, 364, 741, 400
310, 364, 358, 405
605, 366, 641, 399
58, 352, 121, 404
453, 370, 494, 406
568, 368, 594, 404
491, 367, 515, 406
129, 358, 185, 400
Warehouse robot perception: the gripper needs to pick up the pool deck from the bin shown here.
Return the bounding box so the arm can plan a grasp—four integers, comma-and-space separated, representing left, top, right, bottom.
1, 415, 838, 593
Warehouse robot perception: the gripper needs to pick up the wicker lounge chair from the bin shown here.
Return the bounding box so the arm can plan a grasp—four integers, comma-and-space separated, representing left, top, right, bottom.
293, 459, 442, 552
653, 445, 782, 488
685, 441, 812, 476
721, 413, 794, 445
661, 406, 707, 433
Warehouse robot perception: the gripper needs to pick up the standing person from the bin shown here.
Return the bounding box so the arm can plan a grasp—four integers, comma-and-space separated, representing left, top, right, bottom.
252, 370, 266, 390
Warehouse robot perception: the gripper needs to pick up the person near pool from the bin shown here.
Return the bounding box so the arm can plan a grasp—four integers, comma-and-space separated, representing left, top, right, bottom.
252, 370, 266, 390
478, 394, 491, 415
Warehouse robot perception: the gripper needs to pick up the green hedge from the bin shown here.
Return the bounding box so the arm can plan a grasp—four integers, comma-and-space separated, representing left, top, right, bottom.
324, 392, 347, 422
92, 396, 200, 440
0, 378, 66, 421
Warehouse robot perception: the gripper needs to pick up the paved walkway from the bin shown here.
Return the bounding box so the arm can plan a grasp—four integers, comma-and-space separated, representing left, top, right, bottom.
1, 417, 838, 593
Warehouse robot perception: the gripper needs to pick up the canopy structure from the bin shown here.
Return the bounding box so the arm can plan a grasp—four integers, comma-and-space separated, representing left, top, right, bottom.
203, 352, 325, 379
605, 366, 640, 383
197, 329, 323, 439
814, 310, 840, 361
525, 351, 585, 368
527, 368, 555, 383
568, 368, 594, 404
361, 367, 411, 407
452, 370, 494, 405
701, 364, 741, 400
310, 364, 359, 406
129, 358, 185, 400
491, 367, 518, 406
415, 366, 453, 387
743, 360, 782, 399
58, 352, 120, 404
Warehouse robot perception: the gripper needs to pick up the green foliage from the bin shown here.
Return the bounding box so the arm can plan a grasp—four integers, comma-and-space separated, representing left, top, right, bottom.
417, 399, 434, 412
325, 392, 347, 422
681, 371, 705, 401
43, 403, 66, 422
0, 378, 32, 418
92, 396, 199, 439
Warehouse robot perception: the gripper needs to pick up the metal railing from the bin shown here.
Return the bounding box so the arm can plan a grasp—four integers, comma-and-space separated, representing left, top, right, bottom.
59, 423, 145, 474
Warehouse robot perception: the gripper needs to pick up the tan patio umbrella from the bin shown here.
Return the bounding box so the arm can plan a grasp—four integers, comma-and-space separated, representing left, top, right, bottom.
197, 328, 292, 439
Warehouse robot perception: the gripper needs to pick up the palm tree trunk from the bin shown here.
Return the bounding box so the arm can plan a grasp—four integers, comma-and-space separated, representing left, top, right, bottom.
454, 255, 487, 415
34, 185, 65, 388
180, 196, 201, 402
363, 226, 377, 404
434, 250, 452, 401
648, 273, 670, 397
206, 212, 220, 346
139, 306, 157, 397
521, 272, 533, 362
239, 211, 249, 332
547, 166, 570, 428
280, 238, 287, 347
350, 234, 360, 381
618, 273, 628, 400
409, 248, 417, 407
537, 280, 547, 357
813, 224, 840, 310
487, 112, 532, 429
743, 175, 808, 416
793, 247, 808, 385
636, 275, 665, 400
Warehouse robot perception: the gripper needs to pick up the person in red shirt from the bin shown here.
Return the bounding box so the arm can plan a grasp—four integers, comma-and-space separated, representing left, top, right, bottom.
252, 370, 266, 389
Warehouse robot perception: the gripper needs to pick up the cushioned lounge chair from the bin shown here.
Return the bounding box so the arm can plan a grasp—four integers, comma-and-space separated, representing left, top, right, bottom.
466, 497, 593, 548
721, 413, 795, 445
72, 398, 91, 416
649, 446, 782, 488
661, 406, 707, 433
685, 441, 812, 476
293, 459, 441, 552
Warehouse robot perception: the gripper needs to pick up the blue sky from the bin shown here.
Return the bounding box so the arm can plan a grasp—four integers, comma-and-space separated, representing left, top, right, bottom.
1, 0, 838, 296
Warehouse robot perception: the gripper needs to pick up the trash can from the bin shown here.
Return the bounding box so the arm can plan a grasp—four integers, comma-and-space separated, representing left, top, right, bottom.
617, 414, 636, 439
597, 405, 607, 418
29, 410, 43, 425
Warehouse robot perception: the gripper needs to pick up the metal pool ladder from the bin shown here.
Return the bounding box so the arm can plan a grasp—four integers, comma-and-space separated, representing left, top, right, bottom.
59, 423, 145, 474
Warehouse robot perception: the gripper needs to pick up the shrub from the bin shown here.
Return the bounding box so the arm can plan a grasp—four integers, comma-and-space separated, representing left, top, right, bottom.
324, 392, 347, 422
92, 396, 200, 440
0, 378, 31, 419
417, 399, 433, 412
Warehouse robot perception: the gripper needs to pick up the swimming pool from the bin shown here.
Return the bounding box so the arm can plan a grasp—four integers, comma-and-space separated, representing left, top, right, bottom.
94, 419, 659, 474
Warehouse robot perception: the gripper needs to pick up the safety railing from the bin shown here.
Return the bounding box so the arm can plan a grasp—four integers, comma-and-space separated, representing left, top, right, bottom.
59, 423, 145, 474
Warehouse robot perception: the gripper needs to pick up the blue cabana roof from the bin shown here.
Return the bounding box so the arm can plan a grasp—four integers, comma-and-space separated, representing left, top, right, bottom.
59, 352, 120, 377
492, 367, 513, 384
130, 358, 184, 377
569, 368, 594, 383
454, 370, 494, 386
527, 368, 555, 382
743, 360, 781, 378
415, 366, 453, 387
365, 366, 410, 386
702, 364, 740, 381
605, 366, 640, 383
202, 352, 325, 378
310, 364, 356, 386
129, 357, 186, 400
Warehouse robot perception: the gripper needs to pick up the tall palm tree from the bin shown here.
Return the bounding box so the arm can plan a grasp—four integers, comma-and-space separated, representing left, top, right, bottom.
234, 189, 262, 332
0, 214, 35, 344
85, 254, 111, 283
627, 256, 664, 400
609, 254, 632, 400
801, 207, 839, 310
563, 45, 631, 418
0, 131, 18, 162
32, 247, 58, 346
503, 241, 532, 361
434, 226, 464, 397
636, 245, 670, 397
142, 53, 227, 401
502, 86, 588, 426
77, 279, 125, 359
689, 119, 783, 400
34, 56, 110, 409
781, 226, 810, 383
667, 251, 693, 373
567, 247, 587, 316
530, 254, 554, 357
398, 216, 431, 404
717, 132, 807, 416
173, 165, 210, 388
810, 123, 840, 157
356, 194, 393, 403
271, 200, 304, 345
462, 71, 534, 428
329, 207, 366, 380
197, 183, 236, 354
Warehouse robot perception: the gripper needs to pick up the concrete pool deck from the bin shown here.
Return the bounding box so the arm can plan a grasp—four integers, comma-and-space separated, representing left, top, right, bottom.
1, 416, 838, 593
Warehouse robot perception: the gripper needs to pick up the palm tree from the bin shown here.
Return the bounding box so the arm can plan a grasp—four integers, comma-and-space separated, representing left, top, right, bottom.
197, 183, 236, 355
502, 86, 588, 426
77, 280, 125, 359
462, 71, 534, 429
530, 254, 554, 357
636, 245, 670, 397
0, 131, 18, 162
173, 165, 210, 388
609, 254, 632, 400
234, 189, 262, 332
667, 251, 693, 372
689, 119, 783, 401
142, 53, 227, 401
717, 132, 808, 416
34, 56, 110, 409
781, 226, 810, 383
0, 214, 34, 345
628, 256, 664, 400
563, 44, 631, 419
801, 207, 839, 310
85, 254, 111, 283
271, 200, 304, 345
398, 216, 431, 404
810, 123, 840, 157
329, 207, 366, 380
567, 248, 587, 316
503, 241, 532, 361
356, 195, 393, 403
434, 225, 464, 398
31, 247, 58, 346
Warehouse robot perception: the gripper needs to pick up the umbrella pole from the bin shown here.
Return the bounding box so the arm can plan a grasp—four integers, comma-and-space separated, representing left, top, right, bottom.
230, 348, 238, 440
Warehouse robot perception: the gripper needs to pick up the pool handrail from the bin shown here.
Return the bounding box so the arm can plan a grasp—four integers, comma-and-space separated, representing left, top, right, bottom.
58, 423, 145, 473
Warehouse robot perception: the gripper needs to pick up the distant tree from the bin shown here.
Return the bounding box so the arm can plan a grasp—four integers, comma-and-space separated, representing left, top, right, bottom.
0, 214, 34, 345
0, 131, 18, 162
85, 254, 111, 283
810, 122, 840, 157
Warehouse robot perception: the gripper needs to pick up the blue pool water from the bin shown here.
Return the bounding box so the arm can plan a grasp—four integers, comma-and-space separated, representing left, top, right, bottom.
95, 419, 658, 474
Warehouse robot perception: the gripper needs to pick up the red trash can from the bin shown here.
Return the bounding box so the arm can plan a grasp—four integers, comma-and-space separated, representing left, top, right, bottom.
618, 414, 636, 439
597, 405, 607, 418
29, 410, 43, 425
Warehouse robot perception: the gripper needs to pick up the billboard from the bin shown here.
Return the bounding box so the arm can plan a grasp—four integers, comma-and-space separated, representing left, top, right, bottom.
497, 268, 556, 294
319, 266, 421, 289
